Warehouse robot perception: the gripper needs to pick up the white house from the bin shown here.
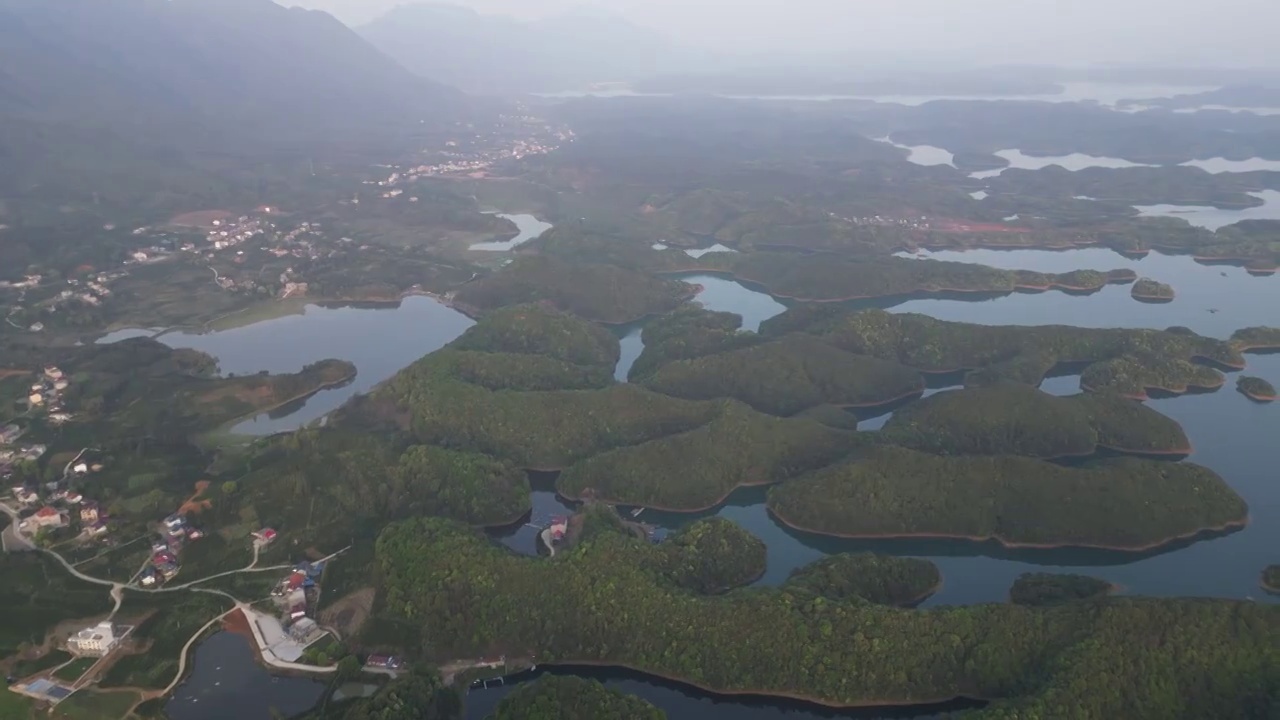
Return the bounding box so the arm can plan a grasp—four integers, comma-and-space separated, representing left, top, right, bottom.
69, 621, 119, 656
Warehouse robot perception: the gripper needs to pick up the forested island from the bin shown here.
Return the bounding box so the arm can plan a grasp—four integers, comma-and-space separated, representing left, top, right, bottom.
1237, 376, 1278, 403
766, 447, 1246, 550
672, 253, 1136, 303
784, 553, 941, 607
877, 382, 1192, 458
1131, 278, 1176, 303
1264, 566, 1280, 594
1009, 573, 1114, 606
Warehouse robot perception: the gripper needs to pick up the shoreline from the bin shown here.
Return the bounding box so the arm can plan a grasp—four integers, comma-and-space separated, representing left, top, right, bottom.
766, 507, 1250, 553
1080, 376, 1226, 400
210, 367, 358, 438
659, 268, 1128, 303
557, 477, 777, 515
541, 660, 989, 711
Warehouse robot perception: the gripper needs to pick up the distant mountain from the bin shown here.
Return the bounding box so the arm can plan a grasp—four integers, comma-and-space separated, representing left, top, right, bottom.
359, 3, 681, 93
0, 0, 465, 205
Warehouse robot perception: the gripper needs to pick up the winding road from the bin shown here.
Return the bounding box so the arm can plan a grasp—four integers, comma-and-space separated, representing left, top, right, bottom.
2, 501, 349, 699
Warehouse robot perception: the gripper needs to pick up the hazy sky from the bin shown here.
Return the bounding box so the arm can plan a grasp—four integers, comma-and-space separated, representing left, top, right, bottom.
285, 0, 1279, 67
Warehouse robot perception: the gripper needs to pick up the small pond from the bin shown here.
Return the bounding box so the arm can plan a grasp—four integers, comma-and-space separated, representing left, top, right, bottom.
165, 632, 325, 720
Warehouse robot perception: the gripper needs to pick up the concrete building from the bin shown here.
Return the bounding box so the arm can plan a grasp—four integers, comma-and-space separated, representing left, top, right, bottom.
69, 621, 118, 656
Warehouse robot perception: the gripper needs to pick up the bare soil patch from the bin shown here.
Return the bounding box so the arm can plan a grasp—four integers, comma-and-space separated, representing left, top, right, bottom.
178, 480, 213, 516
319, 587, 375, 640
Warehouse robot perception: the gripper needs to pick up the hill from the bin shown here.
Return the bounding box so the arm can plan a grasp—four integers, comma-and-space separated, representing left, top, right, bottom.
0, 0, 464, 205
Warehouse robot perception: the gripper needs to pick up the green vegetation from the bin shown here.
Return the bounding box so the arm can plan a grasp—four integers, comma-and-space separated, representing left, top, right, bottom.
1263, 566, 1280, 594
556, 402, 858, 511
682, 253, 1133, 302
1237, 376, 1277, 402
0, 553, 112, 659
395, 446, 532, 526
9, 649, 73, 679
374, 517, 1280, 718
1131, 278, 1175, 303
784, 554, 941, 607
52, 655, 98, 683
1230, 326, 1280, 352
878, 383, 1190, 458
1070, 391, 1192, 454
236, 430, 533, 549
490, 675, 665, 720
627, 305, 757, 381
455, 256, 695, 324
656, 518, 766, 595
641, 334, 924, 416
767, 446, 1246, 550
452, 304, 621, 368
1079, 354, 1224, 398
99, 592, 231, 690
49, 690, 140, 720
763, 308, 1244, 387
365, 371, 716, 470
1009, 573, 1113, 606
347, 307, 729, 469
330, 668, 461, 720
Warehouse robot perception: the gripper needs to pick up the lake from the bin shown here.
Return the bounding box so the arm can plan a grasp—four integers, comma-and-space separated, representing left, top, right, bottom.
969, 149, 1152, 179
1134, 190, 1280, 230
165, 632, 325, 720
627, 249, 1280, 606
876, 137, 955, 167
471, 213, 553, 251
100, 296, 475, 436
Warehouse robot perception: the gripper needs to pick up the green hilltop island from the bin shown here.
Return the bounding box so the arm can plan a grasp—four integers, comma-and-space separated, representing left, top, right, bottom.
1237, 376, 1278, 403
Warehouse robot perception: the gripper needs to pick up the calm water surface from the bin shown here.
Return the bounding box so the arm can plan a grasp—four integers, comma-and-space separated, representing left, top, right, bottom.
1134, 190, 1280, 230
100, 296, 474, 435
633, 249, 1280, 606
470, 213, 553, 251
970, 149, 1152, 179
166, 632, 325, 720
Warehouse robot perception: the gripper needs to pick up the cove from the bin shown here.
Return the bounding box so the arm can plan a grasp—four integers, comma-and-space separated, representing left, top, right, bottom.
100, 296, 474, 436
165, 631, 325, 720
970, 149, 1152, 179
876, 137, 955, 167
470, 213, 553, 251
614, 250, 1279, 607
1134, 190, 1280, 231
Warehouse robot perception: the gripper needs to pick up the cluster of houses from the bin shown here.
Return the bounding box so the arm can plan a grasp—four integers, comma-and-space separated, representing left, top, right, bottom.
26, 366, 74, 422
270, 559, 326, 644
138, 513, 204, 587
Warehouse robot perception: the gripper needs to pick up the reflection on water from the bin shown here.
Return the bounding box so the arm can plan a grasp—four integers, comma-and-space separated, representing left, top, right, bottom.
677, 274, 787, 332
876, 137, 955, 167
102, 296, 474, 436
1180, 157, 1280, 173
892, 248, 1278, 337
166, 632, 325, 720
1134, 190, 1280, 231
635, 251, 1279, 606
471, 213, 553, 251
685, 243, 739, 259
614, 325, 645, 381
970, 148, 1152, 179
